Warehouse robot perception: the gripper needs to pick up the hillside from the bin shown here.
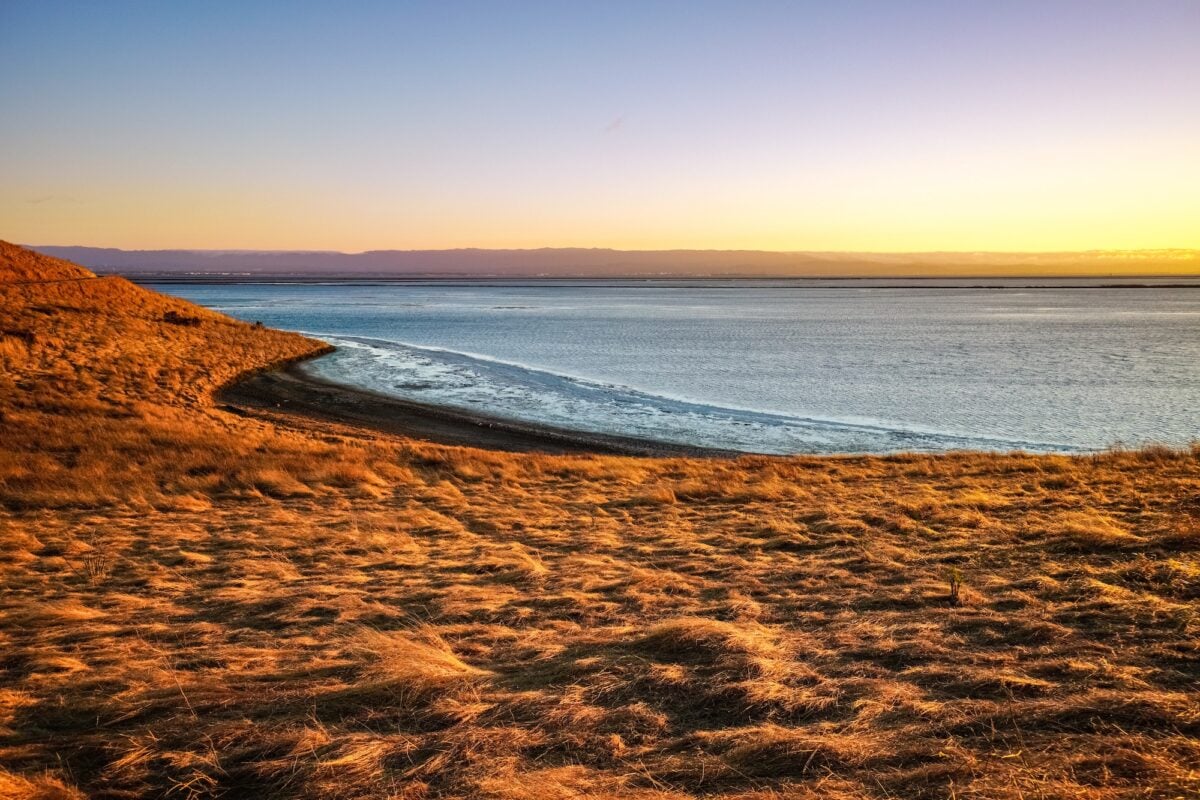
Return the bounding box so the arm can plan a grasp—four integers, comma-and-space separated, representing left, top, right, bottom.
0, 241, 325, 411
1, 241, 96, 283
0, 242, 1197, 800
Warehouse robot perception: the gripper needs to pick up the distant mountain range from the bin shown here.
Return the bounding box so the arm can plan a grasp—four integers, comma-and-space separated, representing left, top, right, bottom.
26, 245, 1200, 278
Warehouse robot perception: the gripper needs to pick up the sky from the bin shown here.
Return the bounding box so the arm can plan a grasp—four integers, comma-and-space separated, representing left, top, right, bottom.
1, 0, 1198, 253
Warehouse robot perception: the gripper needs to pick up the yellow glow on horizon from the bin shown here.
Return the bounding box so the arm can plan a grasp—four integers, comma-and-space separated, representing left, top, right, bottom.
5, 205, 1197, 261
4, 142, 1199, 260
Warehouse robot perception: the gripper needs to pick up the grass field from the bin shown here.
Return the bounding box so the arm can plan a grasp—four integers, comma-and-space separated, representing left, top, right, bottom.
2, 242, 1197, 799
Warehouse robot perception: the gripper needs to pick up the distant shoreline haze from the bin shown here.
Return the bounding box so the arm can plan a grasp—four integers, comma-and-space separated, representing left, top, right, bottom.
26, 245, 1200, 278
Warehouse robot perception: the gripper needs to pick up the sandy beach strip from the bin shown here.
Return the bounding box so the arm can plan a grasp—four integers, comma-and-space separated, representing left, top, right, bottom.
219, 357, 736, 457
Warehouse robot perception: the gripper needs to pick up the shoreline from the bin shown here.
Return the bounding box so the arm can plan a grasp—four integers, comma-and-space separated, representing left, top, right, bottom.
219, 357, 738, 458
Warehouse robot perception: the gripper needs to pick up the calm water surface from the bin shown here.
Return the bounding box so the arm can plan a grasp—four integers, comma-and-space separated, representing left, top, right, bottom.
154, 280, 1200, 454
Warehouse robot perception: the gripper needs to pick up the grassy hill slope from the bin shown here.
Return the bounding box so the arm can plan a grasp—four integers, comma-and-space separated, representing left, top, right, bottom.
0, 243, 1197, 800
1, 241, 96, 283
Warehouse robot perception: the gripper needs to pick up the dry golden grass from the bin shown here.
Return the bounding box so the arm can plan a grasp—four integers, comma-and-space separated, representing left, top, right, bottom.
1, 242, 1198, 799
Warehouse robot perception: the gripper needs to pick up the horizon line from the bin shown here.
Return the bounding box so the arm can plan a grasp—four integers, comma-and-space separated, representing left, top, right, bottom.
27, 244, 1200, 257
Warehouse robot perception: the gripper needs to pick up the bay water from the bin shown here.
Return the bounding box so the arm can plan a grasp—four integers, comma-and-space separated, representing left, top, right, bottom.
155, 279, 1200, 454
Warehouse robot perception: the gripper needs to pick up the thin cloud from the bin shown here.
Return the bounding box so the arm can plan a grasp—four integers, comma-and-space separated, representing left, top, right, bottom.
26, 195, 84, 205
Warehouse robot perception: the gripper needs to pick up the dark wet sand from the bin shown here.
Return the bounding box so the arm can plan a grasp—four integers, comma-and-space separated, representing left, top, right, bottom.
220, 359, 735, 457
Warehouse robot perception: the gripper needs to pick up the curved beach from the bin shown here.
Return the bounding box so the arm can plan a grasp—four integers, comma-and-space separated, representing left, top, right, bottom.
219, 357, 737, 457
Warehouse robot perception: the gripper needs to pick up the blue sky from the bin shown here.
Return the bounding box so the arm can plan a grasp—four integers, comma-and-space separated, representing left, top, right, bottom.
2, 1, 1198, 250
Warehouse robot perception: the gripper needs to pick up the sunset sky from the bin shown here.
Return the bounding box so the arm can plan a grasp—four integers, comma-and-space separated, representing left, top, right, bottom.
2, 1, 1198, 252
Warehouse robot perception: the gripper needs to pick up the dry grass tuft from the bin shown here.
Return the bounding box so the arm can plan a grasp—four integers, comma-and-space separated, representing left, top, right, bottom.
348, 625, 486, 686
635, 617, 787, 676
1042, 510, 1145, 550
0, 769, 87, 800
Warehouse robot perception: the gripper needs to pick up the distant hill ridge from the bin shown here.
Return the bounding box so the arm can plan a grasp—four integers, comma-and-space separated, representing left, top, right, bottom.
26, 245, 1200, 278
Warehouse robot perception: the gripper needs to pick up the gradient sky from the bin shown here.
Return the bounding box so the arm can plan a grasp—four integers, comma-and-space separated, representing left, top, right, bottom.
2, 0, 1198, 252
